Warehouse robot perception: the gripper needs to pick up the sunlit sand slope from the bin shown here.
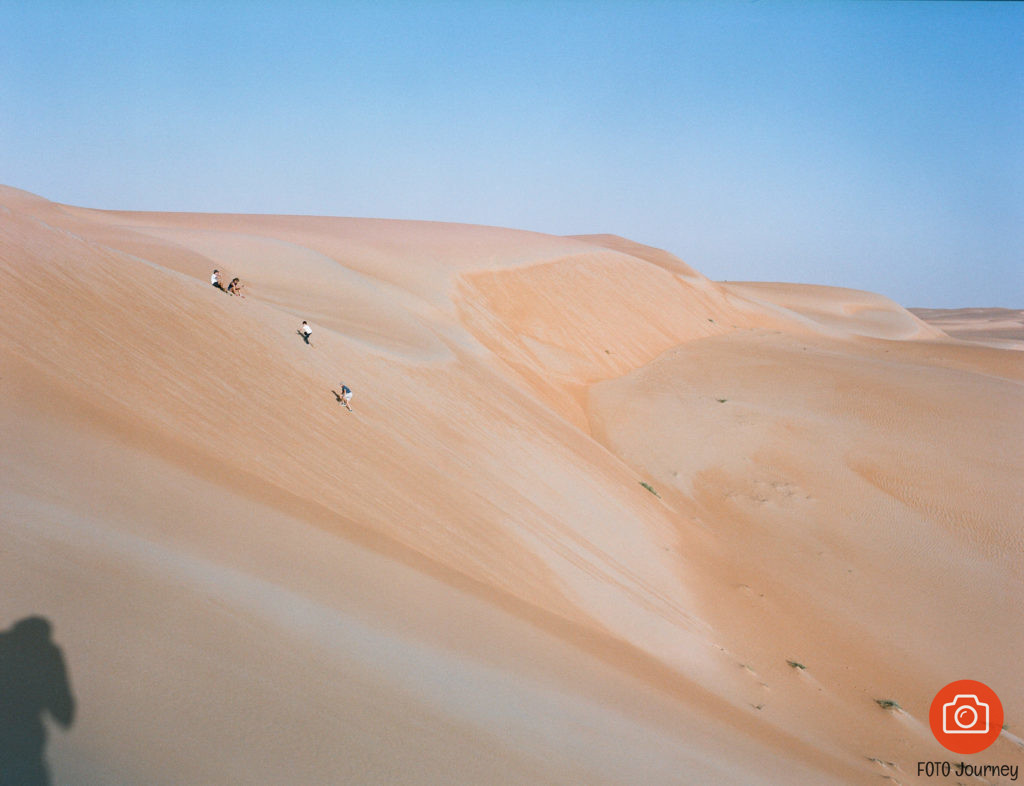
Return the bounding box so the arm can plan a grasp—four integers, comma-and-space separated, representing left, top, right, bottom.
2, 185, 1021, 784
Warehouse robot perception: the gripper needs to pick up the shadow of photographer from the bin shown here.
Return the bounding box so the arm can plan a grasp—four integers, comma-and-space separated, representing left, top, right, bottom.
0, 617, 75, 786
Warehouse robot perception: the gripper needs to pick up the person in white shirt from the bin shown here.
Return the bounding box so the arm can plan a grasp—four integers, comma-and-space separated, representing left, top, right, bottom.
300, 321, 312, 345
338, 384, 353, 411
211, 269, 226, 291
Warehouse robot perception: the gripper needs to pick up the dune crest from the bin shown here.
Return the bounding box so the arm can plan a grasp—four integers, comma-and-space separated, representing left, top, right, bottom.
2, 187, 1021, 784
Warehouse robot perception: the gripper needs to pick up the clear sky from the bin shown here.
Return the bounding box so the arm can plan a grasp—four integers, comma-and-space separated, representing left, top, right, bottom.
2, 1, 1021, 307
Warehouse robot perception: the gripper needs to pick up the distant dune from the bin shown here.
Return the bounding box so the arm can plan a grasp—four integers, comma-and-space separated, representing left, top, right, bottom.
910, 307, 1024, 350
2, 185, 1022, 784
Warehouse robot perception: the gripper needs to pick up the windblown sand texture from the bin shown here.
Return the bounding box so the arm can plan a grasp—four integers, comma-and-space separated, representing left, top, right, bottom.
2, 185, 1022, 784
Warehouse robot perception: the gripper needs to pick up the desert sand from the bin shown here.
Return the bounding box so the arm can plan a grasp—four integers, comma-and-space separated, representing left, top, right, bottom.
1, 184, 1021, 784
909, 308, 1024, 351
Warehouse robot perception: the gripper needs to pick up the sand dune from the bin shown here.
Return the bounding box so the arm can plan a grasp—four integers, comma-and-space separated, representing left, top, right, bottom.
2, 185, 1022, 784
910, 307, 1024, 350
722, 282, 947, 341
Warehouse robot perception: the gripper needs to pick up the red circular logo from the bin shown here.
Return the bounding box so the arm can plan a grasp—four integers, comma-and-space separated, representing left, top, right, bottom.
929, 680, 1003, 754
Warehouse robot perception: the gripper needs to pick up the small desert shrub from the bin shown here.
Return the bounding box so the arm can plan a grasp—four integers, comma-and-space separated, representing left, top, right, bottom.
640, 481, 660, 498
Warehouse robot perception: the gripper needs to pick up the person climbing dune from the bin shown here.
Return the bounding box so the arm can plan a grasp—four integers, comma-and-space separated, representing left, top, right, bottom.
299, 321, 312, 345
338, 383, 352, 411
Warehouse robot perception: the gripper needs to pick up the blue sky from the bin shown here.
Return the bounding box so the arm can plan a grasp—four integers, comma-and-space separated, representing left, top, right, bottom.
2, 1, 1021, 307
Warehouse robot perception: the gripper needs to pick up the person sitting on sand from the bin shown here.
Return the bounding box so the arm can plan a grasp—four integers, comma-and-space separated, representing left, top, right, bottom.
300, 321, 312, 345
211, 269, 226, 291
227, 277, 242, 296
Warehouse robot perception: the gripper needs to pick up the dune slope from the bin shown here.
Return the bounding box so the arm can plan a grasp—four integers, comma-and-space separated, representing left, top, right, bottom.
2, 186, 1022, 784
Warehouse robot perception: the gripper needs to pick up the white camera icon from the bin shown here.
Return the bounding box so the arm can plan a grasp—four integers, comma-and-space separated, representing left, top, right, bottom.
942, 694, 989, 734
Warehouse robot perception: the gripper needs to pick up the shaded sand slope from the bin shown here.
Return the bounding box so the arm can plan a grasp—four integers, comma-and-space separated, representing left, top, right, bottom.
2, 185, 1022, 784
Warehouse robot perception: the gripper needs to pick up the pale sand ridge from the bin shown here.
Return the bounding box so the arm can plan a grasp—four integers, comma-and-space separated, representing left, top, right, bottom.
911, 307, 1024, 350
